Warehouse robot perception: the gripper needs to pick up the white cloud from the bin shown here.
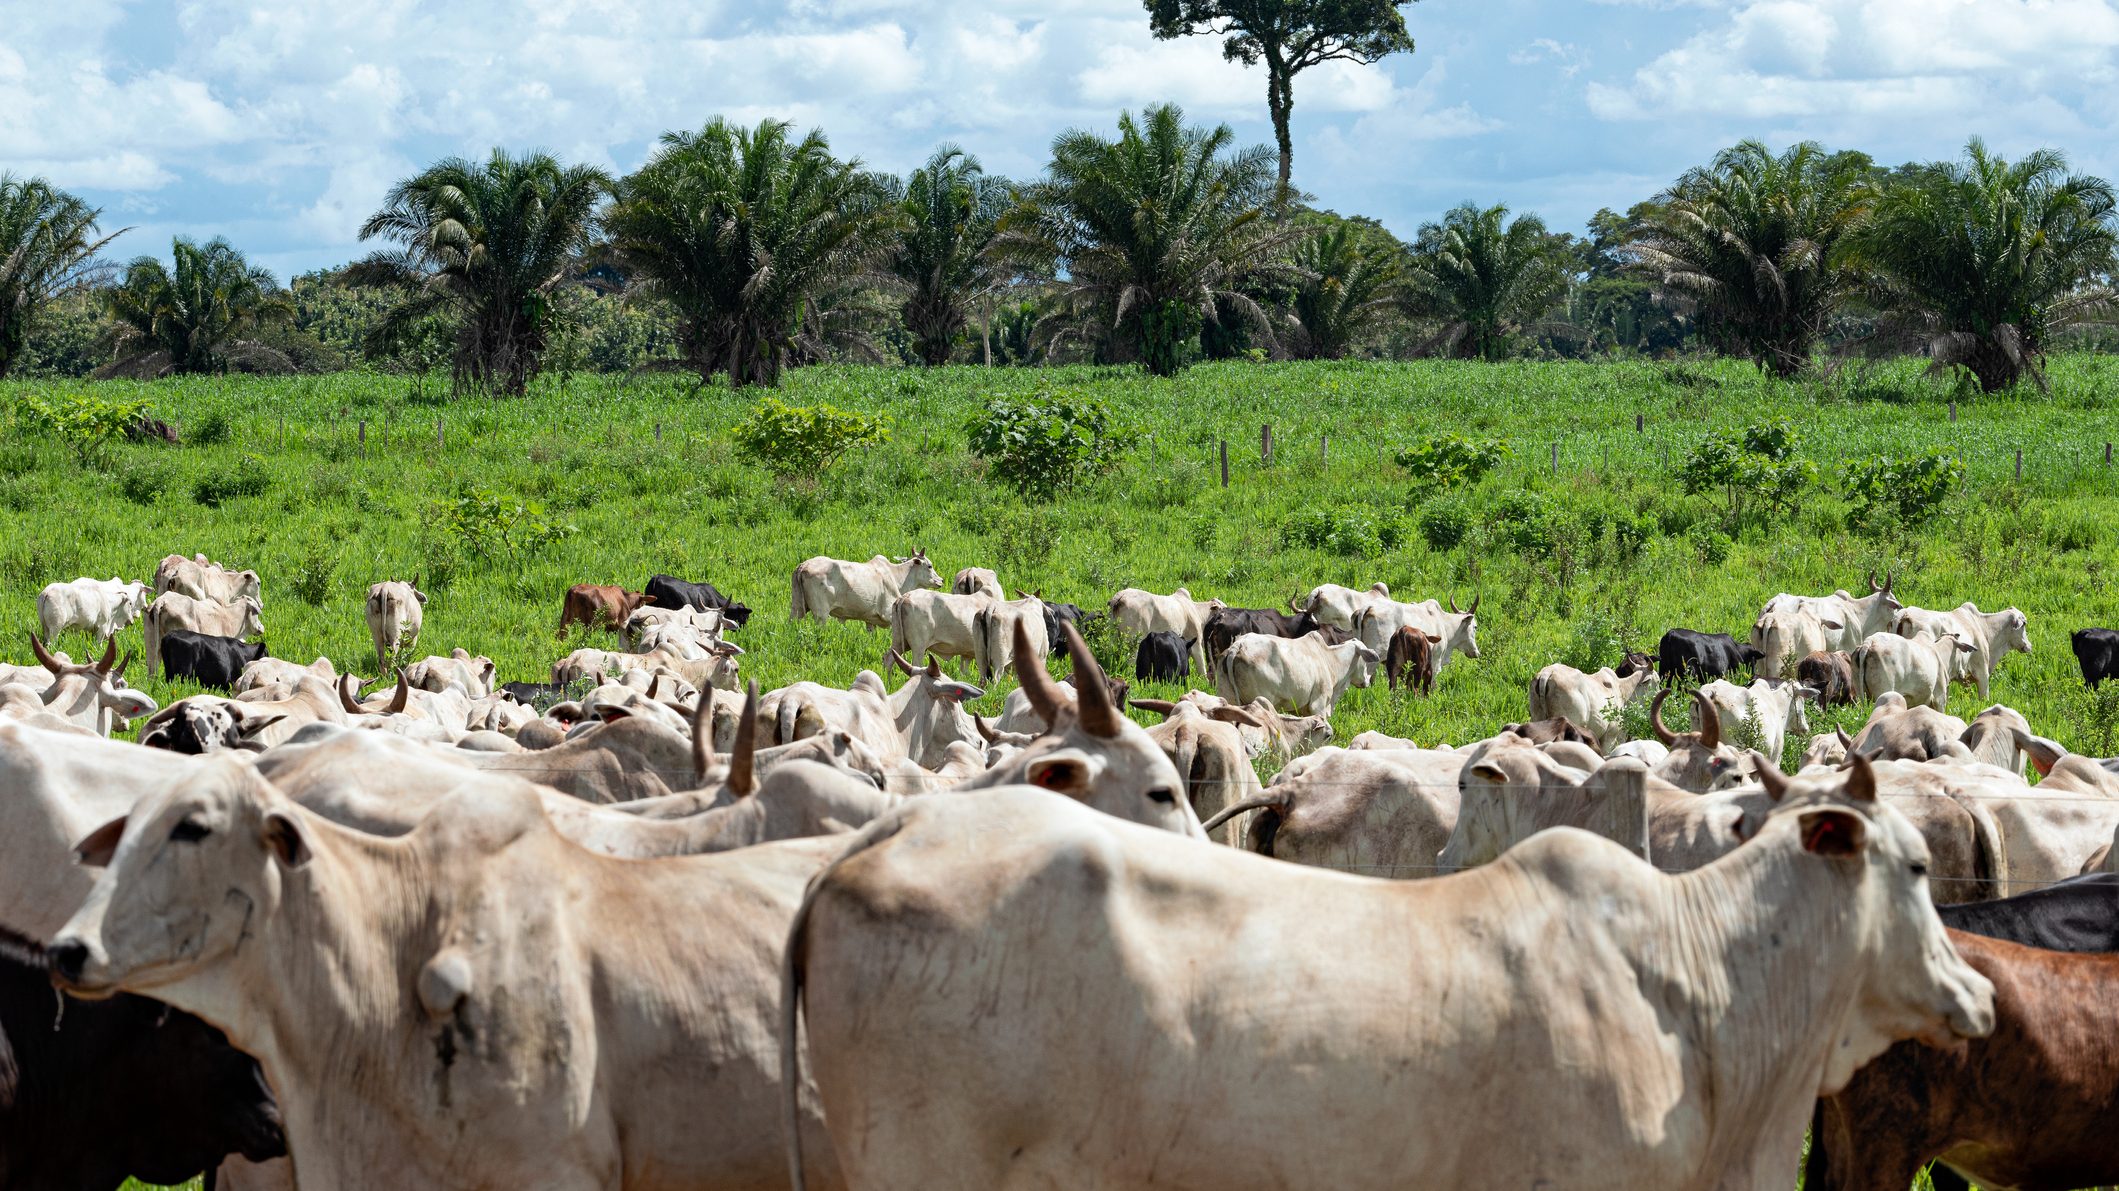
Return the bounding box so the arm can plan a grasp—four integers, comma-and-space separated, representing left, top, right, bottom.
1510, 38, 1590, 77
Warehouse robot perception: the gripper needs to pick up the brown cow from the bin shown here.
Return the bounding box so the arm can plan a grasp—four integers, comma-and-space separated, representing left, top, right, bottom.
558, 584, 648, 637
1807, 929, 2119, 1191
1797, 649, 1859, 707
1384, 626, 1442, 694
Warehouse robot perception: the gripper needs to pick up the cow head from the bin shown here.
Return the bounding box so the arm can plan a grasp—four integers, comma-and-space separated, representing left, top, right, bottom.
1746, 752, 1995, 1087
27, 635, 158, 730
1991, 607, 2031, 657
53, 755, 312, 999
141, 698, 284, 755
1443, 593, 1483, 659
1647, 689, 1746, 792
901, 549, 942, 591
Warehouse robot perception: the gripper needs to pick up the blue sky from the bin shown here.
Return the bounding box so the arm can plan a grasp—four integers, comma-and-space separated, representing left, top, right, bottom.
8, 0, 2119, 279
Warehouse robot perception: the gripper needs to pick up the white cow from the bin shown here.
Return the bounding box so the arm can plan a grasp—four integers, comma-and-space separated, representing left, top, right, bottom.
8, 638, 157, 737
790, 551, 942, 630
1108, 587, 1224, 676
950, 567, 1003, 601
972, 594, 1048, 686
36, 577, 153, 643
142, 593, 265, 674
1215, 631, 1379, 718
1892, 603, 2031, 700
887, 589, 993, 666
1757, 572, 1902, 673
364, 580, 426, 671
1294, 582, 1393, 632
152, 553, 262, 605
1852, 632, 1978, 712
784, 758, 1994, 1191
1353, 594, 1481, 672
401, 649, 496, 699
1693, 677, 1817, 766
1527, 662, 1660, 754
1750, 607, 1845, 683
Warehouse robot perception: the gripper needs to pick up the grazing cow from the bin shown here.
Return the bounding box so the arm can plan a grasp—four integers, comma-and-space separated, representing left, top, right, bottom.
1796, 649, 1858, 706
557, 583, 649, 637
13, 637, 157, 736
1134, 630, 1191, 681
1693, 677, 1816, 766
402, 649, 497, 699
888, 589, 992, 666
643, 574, 753, 627
1500, 716, 1599, 748
1939, 872, 2119, 952
159, 629, 270, 690
1108, 587, 1224, 676
971, 594, 1048, 685
949, 567, 1003, 600
0, 926, 285, 1188
363, 579, 424, 669
1294, 582, 1394, 632
1807, 931, 2119, 1191
1750, 607, 1845, 682
1202, 745, 1465, 871
2071, 627, 2119, 689
1215, 631, 1379, 718
1655, 628, 1765, 682
1958, 704, 2031, 776
236, 655, 335, 695
623, 604, 725, 651
1527, 661, 1660, 753
1383, 626, 1440, 694
36, 576, 152, 643
153, 553, 261, 605
785, 753, 1995, 1191
1353, 595, 1481, 674
142, 592, 264, 674
1137, 699, 1264, 844
1893, 602, 2031, 699
1849, 693, 1969, 762
791, 551, 941, 630
1759, 571, 1903, 659
1201, 606, 1330, 665
1852, 631, 1977, 711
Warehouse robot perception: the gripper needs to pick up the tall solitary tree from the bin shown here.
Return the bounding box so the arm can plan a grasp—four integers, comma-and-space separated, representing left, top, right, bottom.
1851, 139, 2119, 392
0, 175, 127, 380
1403, 203, 1569, 361
100, 237, 293, 377
350, 149, 611, 395
1144, 0, 1417, 210
886, 147, 1012, 366
606, 117, 898, 388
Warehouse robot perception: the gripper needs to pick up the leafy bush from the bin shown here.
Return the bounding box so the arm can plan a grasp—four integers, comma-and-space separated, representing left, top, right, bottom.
117, 462, 169, 505
967, 393, 1135, 500
1687, 522, 1734, 565
12, 388, 154, 465
1418, 497, 1473, 551
732, 398, 890, 480
1493, 490, 1562, 558
188, 409, 234, 446
1282, 506, 1405, 558
1841, 450, 1964, 529
1676, 420, 1816, 526
1395, 434, 1510, 490
429, 488, 579, 560
192, 456, 272, 507
288, 546, 334, 607
1559, 599, 1642, 675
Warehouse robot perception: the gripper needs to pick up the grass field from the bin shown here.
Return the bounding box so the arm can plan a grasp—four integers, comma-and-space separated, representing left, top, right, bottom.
5, 355, 2119, 768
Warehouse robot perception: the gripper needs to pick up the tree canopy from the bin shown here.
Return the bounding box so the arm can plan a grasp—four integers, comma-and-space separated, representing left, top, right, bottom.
0, 175, 125, 380
886, 147, 1013, 367
101, 237, 292, 378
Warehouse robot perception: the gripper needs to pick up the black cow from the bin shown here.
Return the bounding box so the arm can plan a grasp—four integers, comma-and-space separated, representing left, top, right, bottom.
1939, 872, 2119, 953
159, 629, 268, 689
643, 574, 752, 628
0, 926, 284, 1188
1135, 631, 1193, 682
2072, 629, 2119, 689
1040, 601, 1098, 652
1656, 628, 1765, 682
1203, 607, 1328, 663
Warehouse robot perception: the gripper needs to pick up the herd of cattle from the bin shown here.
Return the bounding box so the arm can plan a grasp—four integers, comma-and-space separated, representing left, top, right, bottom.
10, 552, 2119, 1190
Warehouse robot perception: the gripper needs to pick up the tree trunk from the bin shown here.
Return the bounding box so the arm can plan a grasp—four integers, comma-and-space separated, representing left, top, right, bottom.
1267, 68, 1295, 217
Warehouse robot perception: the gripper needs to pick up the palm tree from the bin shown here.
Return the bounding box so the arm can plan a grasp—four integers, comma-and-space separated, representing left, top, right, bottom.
1850, 139, 2119, 392
1000, 104, 1303, 376
1402, 203, 1569, 361
1284, 219, 1401, 359
350, 150, 611, 395
887, 147, 1012, 366
606, 118, 896, 388
1628, 140, 1875, 378
0, 175, 127, 379
100, 237, 293, 378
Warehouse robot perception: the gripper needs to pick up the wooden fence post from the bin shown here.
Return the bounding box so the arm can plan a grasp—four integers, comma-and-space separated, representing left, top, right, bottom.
437, 418, 445, 449
2106, 441, 2112, 467
1949, 401, 1957, 423
1220, 440, 1230, 488
1261, 424, 1272, 463
1634, 412, 1643, 433
1551, 441, 1559, 476
2015, 448, 2023, 481
654, 423, 663, 444
1321, 434, 1328, 466
358, 419, 367, 456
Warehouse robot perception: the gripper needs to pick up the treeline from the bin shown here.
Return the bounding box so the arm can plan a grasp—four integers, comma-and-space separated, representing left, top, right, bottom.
2, 108, 2114, 394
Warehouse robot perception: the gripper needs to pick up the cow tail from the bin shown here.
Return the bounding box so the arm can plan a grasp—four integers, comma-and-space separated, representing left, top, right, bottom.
1200, 793, 1281, 836
971, 608, 993, 687
888, 599, 910, 658
1172, 733, 1201, 821
1528, 673, 1550, 722
789, 569, 809, 622
777, 698, 801, 746
1958, 794, 2006, 902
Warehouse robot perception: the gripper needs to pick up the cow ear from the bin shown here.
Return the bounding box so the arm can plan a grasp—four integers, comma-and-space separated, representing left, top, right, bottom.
263, 812, 312, 869
1797, 808, 1868, 858
1468, 763, 1507, 784
1023, 752, 1093, 796
75, 816, 129, 867
1819, 619, 1843, 631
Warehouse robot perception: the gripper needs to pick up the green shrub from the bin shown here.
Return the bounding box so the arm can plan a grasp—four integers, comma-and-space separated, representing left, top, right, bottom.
967, 393, 1135, 501
1395, 434, 1510, 490
429, 488, 578, 560
188, 410, 234, 446
1676, 420, 1816, 526
117, 462, 169, 505
192, 455, 272, 507
12, 388, 153, 465
732, 398, 890, 481
1418, 497, 1473, 551
1841, 450, 1964, 530
1281, 506, 1404, 558
288, 546, 334, 607
1494, 490, 1561, 558
1687, 522, 1734, 565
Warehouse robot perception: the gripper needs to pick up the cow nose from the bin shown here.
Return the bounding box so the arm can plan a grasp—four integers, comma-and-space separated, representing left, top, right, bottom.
49, 938, 91, 986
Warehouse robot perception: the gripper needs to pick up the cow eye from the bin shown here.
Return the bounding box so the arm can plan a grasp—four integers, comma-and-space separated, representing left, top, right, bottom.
1147, 786, 1177, 805
1910, 862, 1928, 877
170, 818, 211, 844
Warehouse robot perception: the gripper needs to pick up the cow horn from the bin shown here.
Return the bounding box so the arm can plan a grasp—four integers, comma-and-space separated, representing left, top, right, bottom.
729, 680, 759, 797
1753, 752, 1791, 801
1845, 750, 1877, 802
1691, 690, 1720, 750
1129, 698, 1179, 718
1014, 617, 1067, 727
110, 651, 130, 682
1867, 569, 1881, 593
1649, 689, 1678, 746
691, 689, 715, 782
337, 675, 364, 715
94, 638, 116, 674
1836, 726, 1854, 750
925, 655, 942, 678
386, 671, 409, 714
1288, 592, 1306, 613
26, 634, 66, 675
1064, 621, 1122, 739
1448, 595, 1460, 613
1468, 593, 1481, 616
645, 673, 661, 701
975, 715, 998, 743
887, 650, 917, 677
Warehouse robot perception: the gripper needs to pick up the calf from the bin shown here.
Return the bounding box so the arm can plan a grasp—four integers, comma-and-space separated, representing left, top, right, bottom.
1501, 716, 1598, 748
1655, 628, 1764, 682
558, 583, 649, 637
1385, 626, 1440, 694
1796, 649, 1858, 706
1135, 631, 1192, 682
143, 592, 264, 675
36, 576, 152, 643
1807, 931, 2119, 1191
0, 926, 285, 1188
160, 630, 270, 690
2072, 627, 2119, 689
364, 580, 425, 670
644, 574, 752, 627
1202, 606, 1328, 664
